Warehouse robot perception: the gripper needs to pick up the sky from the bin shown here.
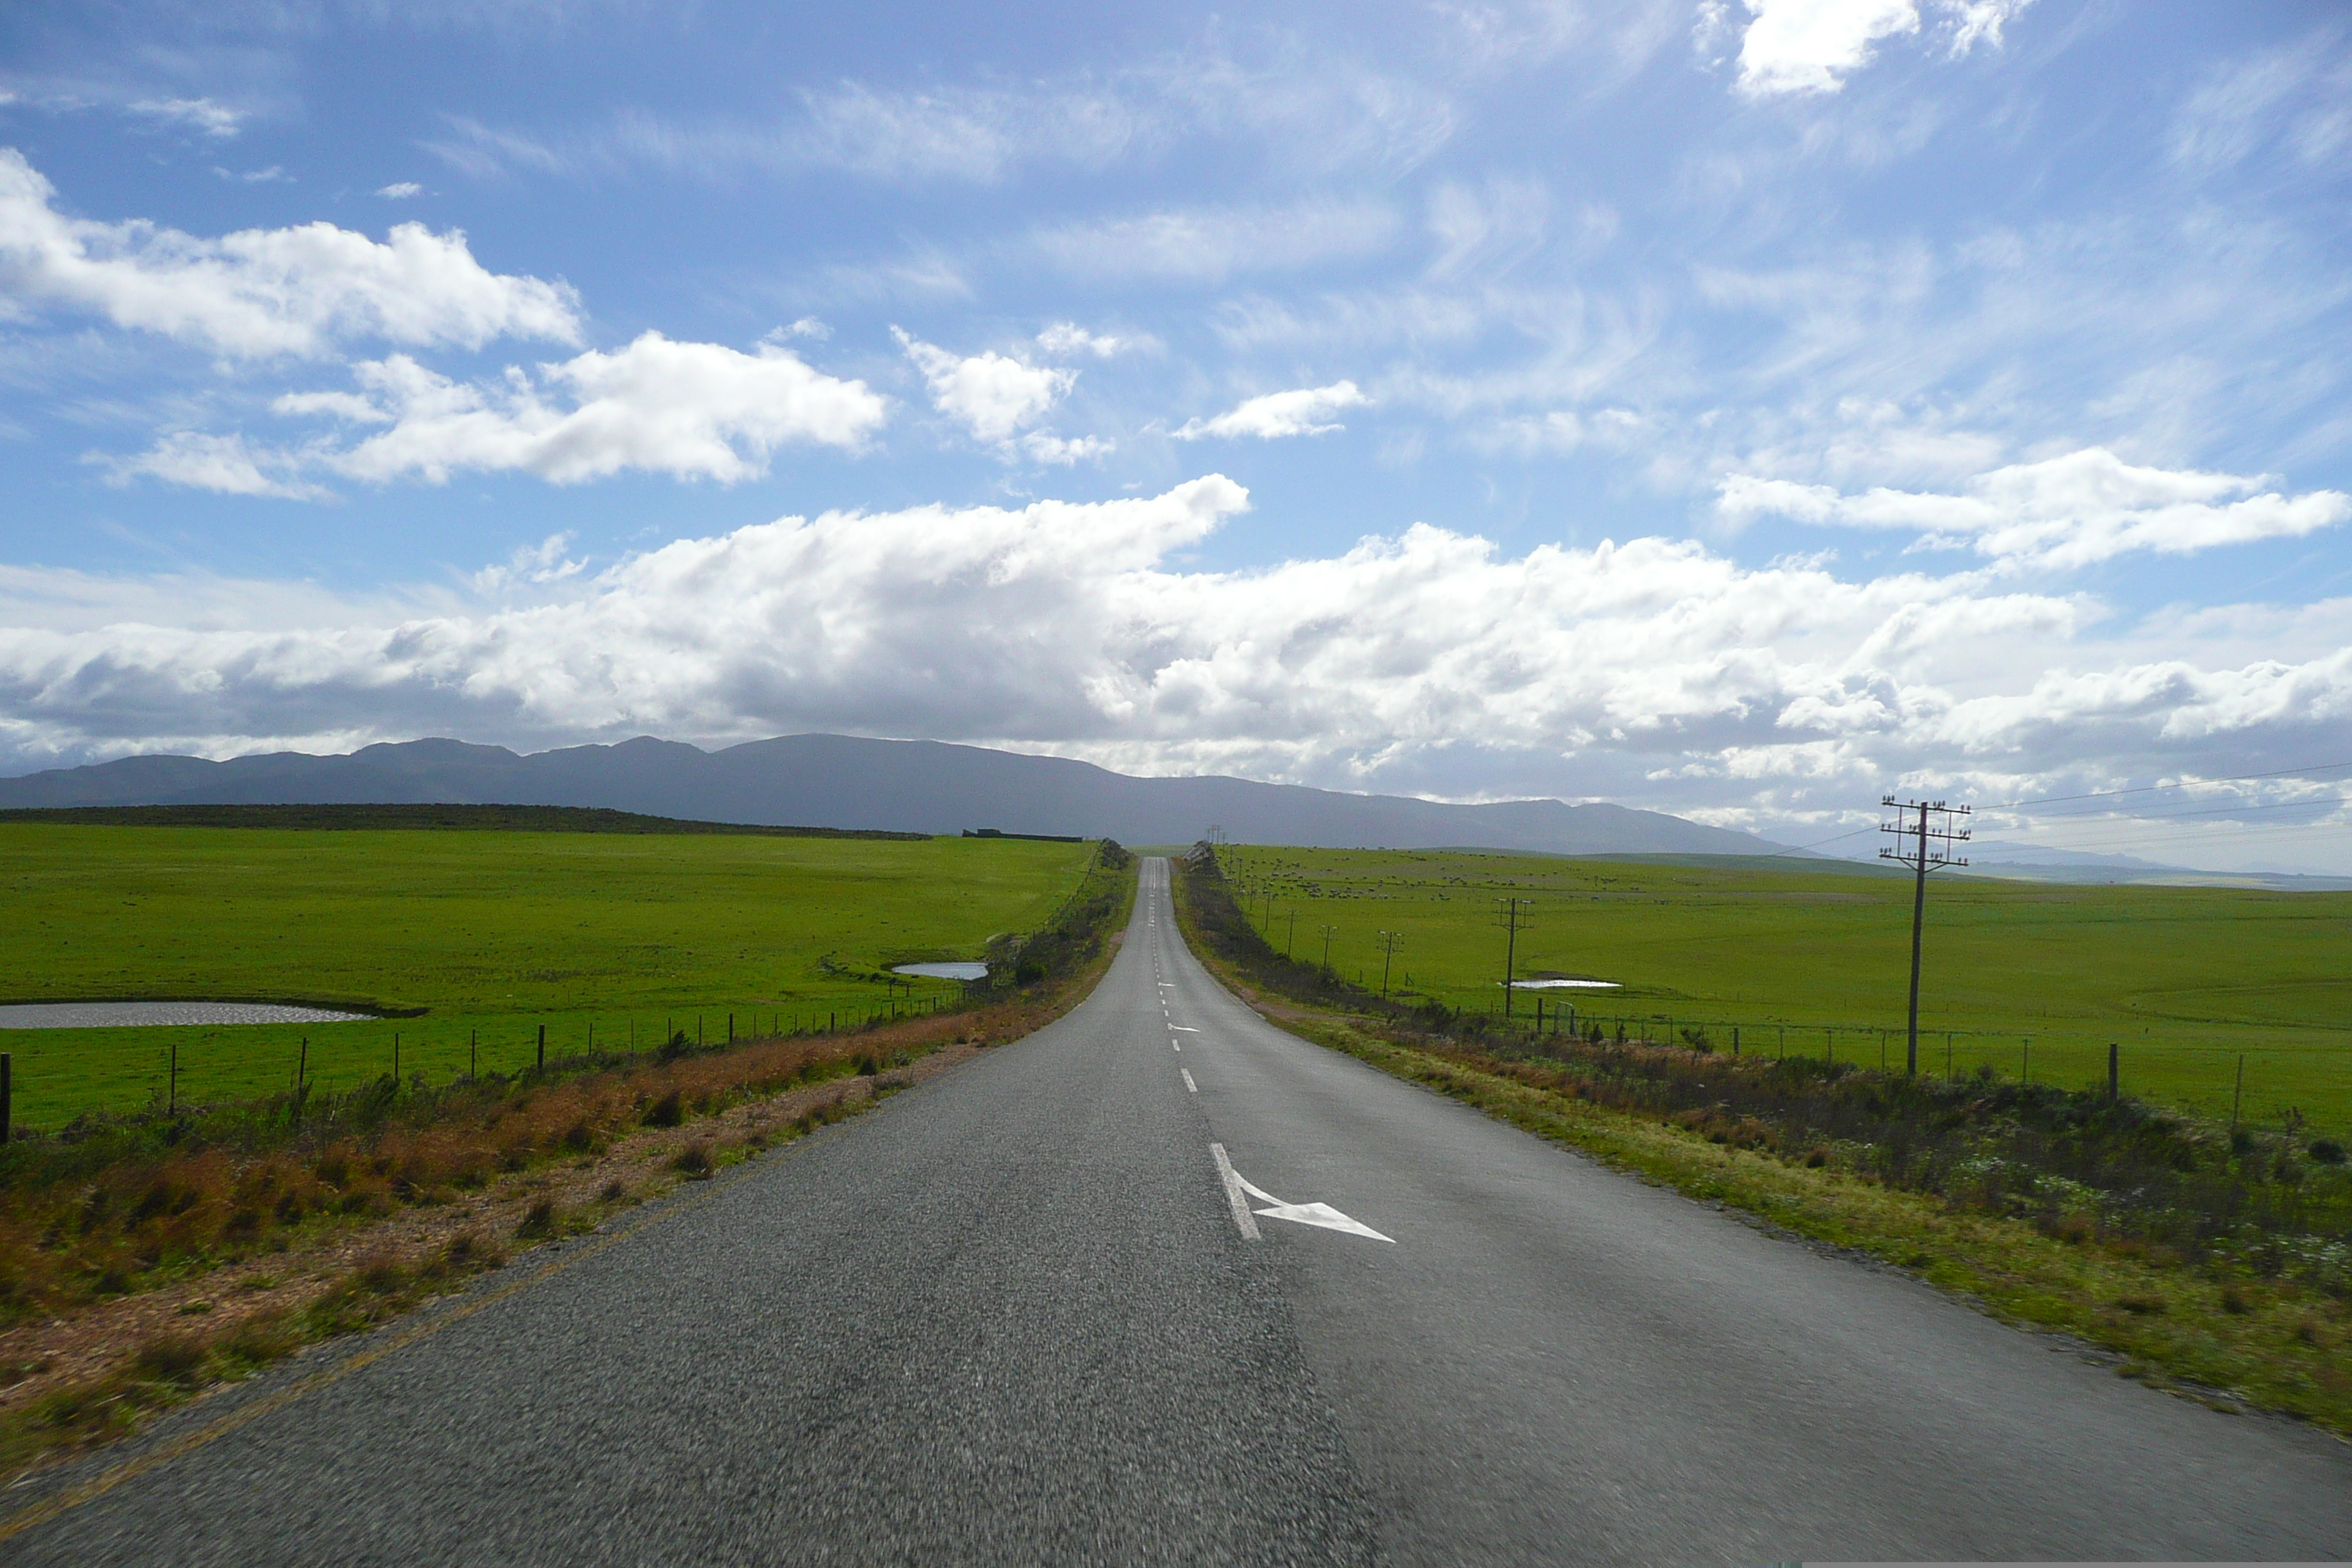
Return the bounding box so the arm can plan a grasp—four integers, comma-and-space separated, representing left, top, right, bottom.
2, 0, 2350, 870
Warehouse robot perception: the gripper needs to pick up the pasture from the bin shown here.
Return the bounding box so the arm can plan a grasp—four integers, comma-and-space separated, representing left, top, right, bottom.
0, 823, 1095, 1128
1213, 845, 2352, 1134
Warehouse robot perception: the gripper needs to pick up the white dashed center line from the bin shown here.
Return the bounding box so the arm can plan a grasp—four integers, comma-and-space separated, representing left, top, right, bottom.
1181, 1068, 1197, 1093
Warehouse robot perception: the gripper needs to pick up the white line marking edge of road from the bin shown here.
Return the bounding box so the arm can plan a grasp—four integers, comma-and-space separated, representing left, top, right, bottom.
1210, 1143, 1261, 1241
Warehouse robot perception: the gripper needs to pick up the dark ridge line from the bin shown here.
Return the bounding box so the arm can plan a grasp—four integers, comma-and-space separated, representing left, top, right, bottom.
0, 803, 932, 840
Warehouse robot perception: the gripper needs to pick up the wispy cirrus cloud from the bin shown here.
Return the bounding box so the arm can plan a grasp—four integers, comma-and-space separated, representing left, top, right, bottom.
1026, 198, 1401, 284
421, 49, 1455, 187
126, 97, 245, 137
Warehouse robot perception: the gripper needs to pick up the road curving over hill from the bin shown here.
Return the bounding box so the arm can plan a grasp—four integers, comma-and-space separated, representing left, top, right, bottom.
10, 857, 2349, 1564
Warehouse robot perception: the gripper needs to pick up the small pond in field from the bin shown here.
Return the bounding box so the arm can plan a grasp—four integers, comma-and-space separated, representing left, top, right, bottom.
0, 1002, 375, 1030
890, 962, 990, 981
1506, 979, 1622, 990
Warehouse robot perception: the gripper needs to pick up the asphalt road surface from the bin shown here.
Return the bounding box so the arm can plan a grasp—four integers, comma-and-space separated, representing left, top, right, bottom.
12, 857, 2350, 1564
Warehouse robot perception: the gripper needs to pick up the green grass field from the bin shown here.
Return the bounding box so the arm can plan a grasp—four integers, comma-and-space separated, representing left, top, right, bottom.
0, 825, 1096, 1128
1213, 845, 2352, 1135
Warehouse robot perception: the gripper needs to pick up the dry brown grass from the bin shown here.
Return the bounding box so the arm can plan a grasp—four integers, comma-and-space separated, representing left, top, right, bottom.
0, 950, 1117, 1478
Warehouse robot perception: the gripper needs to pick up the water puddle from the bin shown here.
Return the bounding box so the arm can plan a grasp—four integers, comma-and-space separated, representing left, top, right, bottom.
0, 1002, 375, 1030
890, 962, 989, 981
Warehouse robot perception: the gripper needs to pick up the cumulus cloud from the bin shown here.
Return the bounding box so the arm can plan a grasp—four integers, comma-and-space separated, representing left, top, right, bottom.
7, 476, 2351, 870
894, 328, 1085, 451
377, 182, 424, 200
0, 148, 579, 358
130, 333, 889, 491
1176, 382, 1368, 441
1726, 0, 2031, 97
1717, 448, 2350, 569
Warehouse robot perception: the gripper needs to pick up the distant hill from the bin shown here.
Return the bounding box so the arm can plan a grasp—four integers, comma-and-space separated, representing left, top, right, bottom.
0, 734, 1790, 858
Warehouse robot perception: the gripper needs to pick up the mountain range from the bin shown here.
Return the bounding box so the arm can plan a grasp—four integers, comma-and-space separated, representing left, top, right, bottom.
0, 734, 1790, 858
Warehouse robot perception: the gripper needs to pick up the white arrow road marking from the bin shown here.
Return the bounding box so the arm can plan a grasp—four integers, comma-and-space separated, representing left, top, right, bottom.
1230, 1169, 1395, 1243
1182, 1068, 1197, 1093
1207, 1147, 1394, 1243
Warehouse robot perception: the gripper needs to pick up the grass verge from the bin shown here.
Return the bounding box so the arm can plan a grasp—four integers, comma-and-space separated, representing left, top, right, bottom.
1172, 846, 2352, 1436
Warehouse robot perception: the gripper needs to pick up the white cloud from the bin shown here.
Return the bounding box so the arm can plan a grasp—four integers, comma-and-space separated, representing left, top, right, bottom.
377, 182, 424, 200
2171, 35, 2352, 176
471, 532, 585, 592
105, 431, 331, 502
1735, 0, 1921, 97
1019, 432, 1113, 466
1027, 199, 1401, 284
1426, 176, 1551, 280
1717, 448, 2351, 570
132, 333, 888, 491
216, 166, 290, 184
1730, 0, 2029, 97
894, 328, 1074, 445
1036, 322, 1126, 358
7, 478, 2351, 872
127, 97, 244, 137
0, 149, 580, 358
1176, 382, 1368, 441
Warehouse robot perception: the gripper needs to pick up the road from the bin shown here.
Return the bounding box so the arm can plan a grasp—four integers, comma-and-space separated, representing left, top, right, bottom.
11, 856, 2350, 1564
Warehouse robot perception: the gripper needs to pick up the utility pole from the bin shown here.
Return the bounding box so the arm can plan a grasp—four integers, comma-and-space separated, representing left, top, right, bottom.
1286, 908, 1297, 960
1494, 897, 1535, 1019
1319, 924, 1339, 975
1376, 930, 1403, 998
1880, 795, 1971, 1077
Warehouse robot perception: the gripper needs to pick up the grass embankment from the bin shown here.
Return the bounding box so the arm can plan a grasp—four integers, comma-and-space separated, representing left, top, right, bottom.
1211, 843, 2352, 1135
0, 841, 1138, 1477
1173, 848, 2352, 1433
0, 818, 1097, 1127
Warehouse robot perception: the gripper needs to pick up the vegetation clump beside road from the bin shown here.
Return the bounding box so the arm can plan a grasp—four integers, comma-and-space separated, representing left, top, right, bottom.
1173, 845, 2352, 1434
0, 840, 1137, 1477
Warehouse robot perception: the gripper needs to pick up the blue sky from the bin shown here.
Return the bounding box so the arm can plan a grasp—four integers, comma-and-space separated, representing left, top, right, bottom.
3, 0, 2351, 869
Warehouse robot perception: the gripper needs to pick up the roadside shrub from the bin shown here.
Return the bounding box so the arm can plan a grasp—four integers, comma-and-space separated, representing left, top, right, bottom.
131, 1333, 208, 1387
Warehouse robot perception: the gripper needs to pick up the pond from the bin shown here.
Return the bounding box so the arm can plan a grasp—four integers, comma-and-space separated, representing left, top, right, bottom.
0, 1001, 375, 1030
1506, 979, 1622, 990
890, 962, 989, 982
